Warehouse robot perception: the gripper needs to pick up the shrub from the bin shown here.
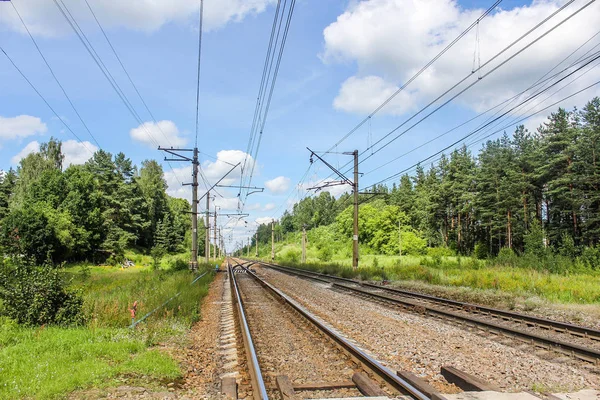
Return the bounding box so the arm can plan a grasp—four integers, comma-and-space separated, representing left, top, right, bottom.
318, 247, 333, 262
151, 246, 165, 271
0, 260, 84, 326
559, 233, 579, 259
281, 249, 300, 263
426, 247, 454, 257
473, 242, 488, 260
580, 245, 600, 270
524, 219, 548, 258
494, 247, 518, 268
169, 258, 189, 271
399, 231, 427, 255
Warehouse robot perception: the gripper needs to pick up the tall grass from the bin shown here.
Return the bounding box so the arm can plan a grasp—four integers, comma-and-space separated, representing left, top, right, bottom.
275, 257, 600, 304
0, 259, 215, 399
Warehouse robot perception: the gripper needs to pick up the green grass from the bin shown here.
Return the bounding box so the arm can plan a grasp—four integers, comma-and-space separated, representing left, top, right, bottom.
259, 242, 600, 304
0, 254, 216, 399
0, 318, 180, 400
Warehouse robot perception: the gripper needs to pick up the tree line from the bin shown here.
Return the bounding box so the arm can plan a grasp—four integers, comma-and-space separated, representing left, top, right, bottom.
253, 97, 600, 261
0, 139, 193, 265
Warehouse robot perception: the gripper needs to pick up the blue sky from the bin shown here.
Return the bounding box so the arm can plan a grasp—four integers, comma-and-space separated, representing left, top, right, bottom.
1, 0, 600, 250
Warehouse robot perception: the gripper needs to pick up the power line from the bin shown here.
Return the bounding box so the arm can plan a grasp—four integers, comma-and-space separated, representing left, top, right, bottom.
323, 0, 503, 154
194, 0, 204, 148
239, 0, 296, 209
331, 0, 583, 179
365, 57, 600, 189
52, 0, 160, 148
0, 46, 94, 155
365, 43, 600, 175
82, 0, 171, 148
10, 0, 101, 149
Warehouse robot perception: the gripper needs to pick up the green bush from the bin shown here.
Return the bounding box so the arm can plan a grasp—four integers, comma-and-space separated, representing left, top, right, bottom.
280, 249, 300, 263
559, 233, 578, 259
473, 242, 489, 260
318, 247, 333, 262
400, 231, 427, 255
494, 247, 518, 268
169, 258, 189, 271
0, 260, 84, 326
426, 247, 455, 257
580, 245, 600, 270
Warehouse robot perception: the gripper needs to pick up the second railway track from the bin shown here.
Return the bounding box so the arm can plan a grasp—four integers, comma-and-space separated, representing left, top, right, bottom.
241, 258, 600, 365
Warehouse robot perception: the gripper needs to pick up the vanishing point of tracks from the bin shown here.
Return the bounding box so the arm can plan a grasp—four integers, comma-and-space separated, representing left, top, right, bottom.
228, 258, 432, 400
241, 258, 600, 366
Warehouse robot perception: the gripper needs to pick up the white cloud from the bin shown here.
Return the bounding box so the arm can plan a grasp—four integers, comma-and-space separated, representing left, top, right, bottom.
3, 0, 275, 37
164, 165, 192, 200
10, 139, 97, 167
264, 176, 290, 194
214, 196, 240, 211
163, 149, 254, 201
202, 150, 255, 186
130, 120, 187, 148
11, 141, 40, 165
0, 115, 47, 145
263, 202, 276, 211
334, 76, 417, 115
62, 140, 98, 167
323, 0, 600, 115
256, 217, 275, 225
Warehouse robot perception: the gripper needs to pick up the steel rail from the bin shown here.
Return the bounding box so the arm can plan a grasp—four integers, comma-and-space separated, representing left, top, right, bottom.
230, 258, 430, 400
229, 263, 269, 400
245, 259, 600, 364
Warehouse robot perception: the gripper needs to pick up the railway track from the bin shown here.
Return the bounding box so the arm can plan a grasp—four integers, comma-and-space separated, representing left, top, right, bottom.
228, 258, 433, 400
242, 259, 600, 365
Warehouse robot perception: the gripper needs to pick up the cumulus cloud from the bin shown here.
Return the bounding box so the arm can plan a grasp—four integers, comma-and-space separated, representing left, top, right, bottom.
256, 217, 274, 225
202, 150, 255, 186
323, 0, 600, 115
11, 141, 40, 165
10, 139, 97, 167
0, 115, 47, 145
3, 0, 276, 37
62, 140, 98, 167
130, 120, 187, 148
334, 76, 417, 115
163, 149, 255, 201
264, 176, 290, 194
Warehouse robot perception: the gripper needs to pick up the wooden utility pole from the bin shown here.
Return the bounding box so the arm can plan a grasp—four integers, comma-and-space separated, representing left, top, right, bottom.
159, 147, 199, 271
302, 226, 306, 263
271, 221, 275, 262
352, 149, 359, 270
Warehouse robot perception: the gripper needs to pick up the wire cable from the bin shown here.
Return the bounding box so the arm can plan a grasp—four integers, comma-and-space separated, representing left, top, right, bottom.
365, 57, 600, 189
330, 0, 584, 178
0, 46, 94, 155
10, 0, 101, 149
195, 0, 204, 148
323, 0, 503, 154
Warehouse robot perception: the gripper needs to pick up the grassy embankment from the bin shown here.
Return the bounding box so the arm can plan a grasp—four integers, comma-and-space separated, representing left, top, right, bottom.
252, 240, 600, 305
0, 250, 217, 400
